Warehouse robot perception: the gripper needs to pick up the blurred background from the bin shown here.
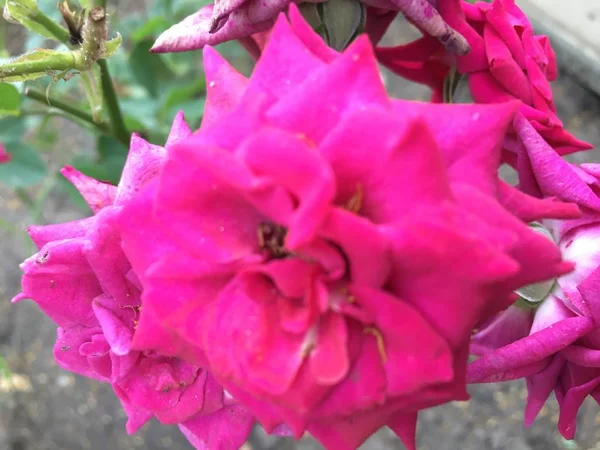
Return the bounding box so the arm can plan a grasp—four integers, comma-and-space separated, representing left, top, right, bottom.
1, 1, 600, 449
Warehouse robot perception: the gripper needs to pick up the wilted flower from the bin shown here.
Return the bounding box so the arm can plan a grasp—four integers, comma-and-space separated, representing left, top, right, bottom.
118, 9, 576, 449
468, 115, 600, 440
377, 0, 592, 156
151, 0, 469, 55
12, 115, 254, 450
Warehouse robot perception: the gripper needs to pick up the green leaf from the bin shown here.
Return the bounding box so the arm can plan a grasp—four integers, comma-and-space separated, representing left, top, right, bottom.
515, 223, 557, 305
159, 78, 205, 120
443, 66, 462, 104
96, 134, 128, 162
0, 142, 47, 186
129, 40, 172, 98
69, 153, 124, 186
0, 355, 10, 378
319, 0, 365, 51
3, 0, 69, 41
121, 97, 161, 131
0, 83, 21, 115
164, 97, 205, 130
102, 33, 123, 59
0, 117, 25, 143
132, 16, 170, 43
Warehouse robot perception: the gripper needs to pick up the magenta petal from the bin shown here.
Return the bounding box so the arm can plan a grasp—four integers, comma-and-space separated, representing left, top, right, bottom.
131, 305, 204, 364
374, 0, 469, 54
115, 396, 153, 435
524, 355, 564, 426
392, 99, 519, 194
212, 0, 248, 26
388, 412, 418, 450
155, 370, 212, 424
179, 404, 254, 450
320, 106, 452, 222
557, 365, 600, 439
468, 317, 595, 383
27, 217, 95, 249
388, 214, 519, 347
61, 166, 116, 213
246, 12, 326, 99
118, 358, 200, 414
354, 286, 454, 395
308, 312, 349, 385
166, 111, 192, 148
471, 305, 533, 356
498, 181, 580, 222
152, 5, 274, 53
320, 208, 390, 287
53, 326, 109, 381
155, 139, 265, 261
561, 345, 600, 368
312, 334, 387, 416
115, 134, 165, 205
203, 278, 305, 395
240, 127, 335, 248
92, 297, 134, 356
83, 209, 134, 307
0, 143, 11, 163
287, 4, 337, 62
515, 114, 600, 211
19, 239, 101, 328
267, 35, 389, 144
119, 397, 153, 434
201, 46, 249, 130
484, 25, 532, 103
307, 409, 390, 450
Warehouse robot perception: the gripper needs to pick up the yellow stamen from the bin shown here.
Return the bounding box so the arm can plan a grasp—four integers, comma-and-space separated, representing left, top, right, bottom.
338, 287, 356, 303
363, 326, 387, 363
346, 184, 363, 214
296, 133, 317, 149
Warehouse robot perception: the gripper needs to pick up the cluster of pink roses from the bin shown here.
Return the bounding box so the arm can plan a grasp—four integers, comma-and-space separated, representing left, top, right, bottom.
13, 0, 600, 449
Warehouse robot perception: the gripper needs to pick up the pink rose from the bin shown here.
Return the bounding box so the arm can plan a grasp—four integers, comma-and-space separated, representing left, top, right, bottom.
469, 116, 600, 440
118, 10, 576, 449
13, 114, 254, 450
377, 0, 592, 156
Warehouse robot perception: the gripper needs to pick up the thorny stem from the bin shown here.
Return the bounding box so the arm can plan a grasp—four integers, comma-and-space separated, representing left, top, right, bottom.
5, 2, 131, 145
0, 51, 80, 81
25, 88, 112, 135
98, 59, 129, 145
92, 0, 130, 146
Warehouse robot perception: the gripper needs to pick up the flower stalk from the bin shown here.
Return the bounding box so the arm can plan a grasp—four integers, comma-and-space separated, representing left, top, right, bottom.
25, 88, 112, 136
97, 59, 128, 145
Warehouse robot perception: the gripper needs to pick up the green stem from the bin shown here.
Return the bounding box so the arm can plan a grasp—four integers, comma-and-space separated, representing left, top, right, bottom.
31, 175, 59, 224
25, 88, 111, 134
98, 59, 129, 145
32, 10, 71, 44
96, 0, 107, 7
0, 52, 80, 82
15, 187, 35, 208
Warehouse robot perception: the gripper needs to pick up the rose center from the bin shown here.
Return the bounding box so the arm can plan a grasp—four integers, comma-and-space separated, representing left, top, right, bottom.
257, 221, 290, 259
